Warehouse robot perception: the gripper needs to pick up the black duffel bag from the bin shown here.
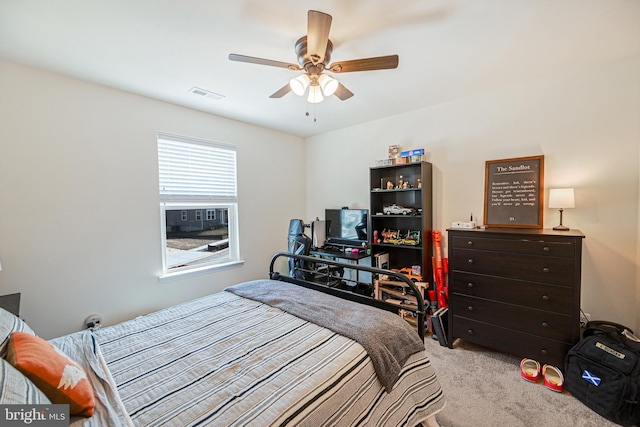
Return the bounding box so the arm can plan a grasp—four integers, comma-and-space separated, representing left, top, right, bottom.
565, 320, 640, 426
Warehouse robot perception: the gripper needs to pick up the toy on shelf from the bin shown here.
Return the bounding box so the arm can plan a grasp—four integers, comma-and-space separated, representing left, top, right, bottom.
402, 230, 421, 245
396, 267, 423, 283
383, 204, 414, 215
379, 229, 421, 246
381, 229, 399, 244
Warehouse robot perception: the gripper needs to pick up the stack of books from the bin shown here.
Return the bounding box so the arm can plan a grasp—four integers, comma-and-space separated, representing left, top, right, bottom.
431, 307, 449, 347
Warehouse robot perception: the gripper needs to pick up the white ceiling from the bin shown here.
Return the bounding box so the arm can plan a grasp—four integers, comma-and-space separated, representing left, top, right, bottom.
1, 1, 639, 138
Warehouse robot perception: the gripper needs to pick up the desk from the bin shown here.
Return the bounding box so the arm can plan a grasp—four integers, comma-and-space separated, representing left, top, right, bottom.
310, 248, 371, 285
311, 248, 370, 262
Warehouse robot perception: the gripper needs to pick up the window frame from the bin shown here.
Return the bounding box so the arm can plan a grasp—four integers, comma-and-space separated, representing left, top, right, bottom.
157, 132, 242, 279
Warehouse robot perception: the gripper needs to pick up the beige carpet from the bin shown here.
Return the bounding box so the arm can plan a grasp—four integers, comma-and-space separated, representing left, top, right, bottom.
423, 336, 621, 427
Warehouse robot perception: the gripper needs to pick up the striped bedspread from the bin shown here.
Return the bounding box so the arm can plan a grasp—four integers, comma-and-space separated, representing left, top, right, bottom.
87, 282, 445, 426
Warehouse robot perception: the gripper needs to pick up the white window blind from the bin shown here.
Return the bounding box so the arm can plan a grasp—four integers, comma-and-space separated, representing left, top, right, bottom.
158, 132, 237, 204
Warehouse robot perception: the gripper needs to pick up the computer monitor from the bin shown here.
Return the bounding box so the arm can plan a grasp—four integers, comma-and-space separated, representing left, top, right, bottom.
325, 209, 368, 247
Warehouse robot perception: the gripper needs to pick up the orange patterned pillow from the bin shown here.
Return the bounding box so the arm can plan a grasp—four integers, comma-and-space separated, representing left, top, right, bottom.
5, 332, 95, 417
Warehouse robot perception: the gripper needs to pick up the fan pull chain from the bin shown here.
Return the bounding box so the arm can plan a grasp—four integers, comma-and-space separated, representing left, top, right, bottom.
305, 102, 318, 122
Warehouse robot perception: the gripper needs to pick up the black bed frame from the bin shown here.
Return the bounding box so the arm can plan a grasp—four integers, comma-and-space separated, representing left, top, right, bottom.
269, 252, 427, 340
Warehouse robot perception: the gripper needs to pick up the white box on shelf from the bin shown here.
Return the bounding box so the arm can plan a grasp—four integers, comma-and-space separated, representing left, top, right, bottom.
451, 221, 477, 229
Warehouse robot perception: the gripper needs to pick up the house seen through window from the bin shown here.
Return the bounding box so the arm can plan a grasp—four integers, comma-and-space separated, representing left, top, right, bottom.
157, 132, 239, 274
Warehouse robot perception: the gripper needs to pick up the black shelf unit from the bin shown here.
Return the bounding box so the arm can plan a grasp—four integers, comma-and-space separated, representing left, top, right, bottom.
369, 161, 433, 285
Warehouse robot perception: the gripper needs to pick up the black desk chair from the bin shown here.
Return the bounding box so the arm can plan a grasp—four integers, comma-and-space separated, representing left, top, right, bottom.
287, 219, 343, 285
287, 219, 312, 280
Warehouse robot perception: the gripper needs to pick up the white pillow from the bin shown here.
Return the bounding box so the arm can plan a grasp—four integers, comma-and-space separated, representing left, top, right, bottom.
0, 357, 51, 404
0, 308, 36, 359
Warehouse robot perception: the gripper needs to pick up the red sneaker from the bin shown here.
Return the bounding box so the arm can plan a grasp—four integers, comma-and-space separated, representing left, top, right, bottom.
520, 358, 540, 382
543, 364, 564, 392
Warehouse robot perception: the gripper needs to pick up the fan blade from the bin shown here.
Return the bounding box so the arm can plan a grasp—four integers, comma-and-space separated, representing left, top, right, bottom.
270, 83, 292, 98
307, 10, 332, 65
229, 54, 301, 70
329, 55, 399, 73
334, 82, 354, 100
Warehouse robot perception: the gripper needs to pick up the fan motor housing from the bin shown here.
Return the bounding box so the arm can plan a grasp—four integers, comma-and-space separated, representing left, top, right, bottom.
295, 36, 333, 68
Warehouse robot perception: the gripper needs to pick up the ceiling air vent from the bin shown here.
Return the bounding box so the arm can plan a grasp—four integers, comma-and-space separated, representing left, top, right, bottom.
188, 87, 225, 100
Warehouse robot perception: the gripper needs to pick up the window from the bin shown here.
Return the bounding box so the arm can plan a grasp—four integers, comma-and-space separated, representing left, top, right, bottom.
157, 132, 240, 275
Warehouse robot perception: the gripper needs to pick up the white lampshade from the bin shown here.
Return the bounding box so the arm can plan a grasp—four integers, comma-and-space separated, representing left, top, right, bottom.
318, 74, 338, 96
307, 85, 324, 103
0, 260, 2, 271
290, 74, 310, 96
548, 188, 575, 209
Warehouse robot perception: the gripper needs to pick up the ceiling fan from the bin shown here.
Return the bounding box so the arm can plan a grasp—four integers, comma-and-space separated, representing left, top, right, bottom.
229, 10, 399, 103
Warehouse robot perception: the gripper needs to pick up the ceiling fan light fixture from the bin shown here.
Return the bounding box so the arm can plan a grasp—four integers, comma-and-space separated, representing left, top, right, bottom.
318, 74, 338, 96
229, 11, 399, 104
290, 74, 310, 96
307, 85, 324, 103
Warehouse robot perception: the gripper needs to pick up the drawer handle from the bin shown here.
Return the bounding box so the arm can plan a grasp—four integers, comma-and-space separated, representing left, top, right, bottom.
541, 348, 548, 355
467, 240, 473, 246
467, 282, 474, 288
542, 267, 550, 273
467, 306, 474, 311
542, 321, 549, 328
543, 246, 550, 252
467, 329, 474, 335
468, 259, 474, 265
542, 295, 549, 301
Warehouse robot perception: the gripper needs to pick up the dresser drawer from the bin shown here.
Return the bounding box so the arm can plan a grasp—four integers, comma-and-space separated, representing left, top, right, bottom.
451, 248, 576, 286
451, 316, 573, 369
450, 272, 574, 313
451, 294, 575, 342
451, 235, 575, 258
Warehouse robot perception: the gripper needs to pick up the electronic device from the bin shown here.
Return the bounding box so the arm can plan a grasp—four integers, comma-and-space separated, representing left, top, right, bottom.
451, 221, 477, 229
311, 219, 326, 248
325, 208, 368, 247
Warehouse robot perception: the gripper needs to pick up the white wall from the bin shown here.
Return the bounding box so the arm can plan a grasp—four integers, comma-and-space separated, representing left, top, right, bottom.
1, 53, 638, 338
0, 61, 305, 339
306, 56, 640, 333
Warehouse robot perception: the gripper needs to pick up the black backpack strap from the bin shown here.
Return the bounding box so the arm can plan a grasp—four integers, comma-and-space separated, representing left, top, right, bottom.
584, 320, 632, 335
584, 320, 640, 353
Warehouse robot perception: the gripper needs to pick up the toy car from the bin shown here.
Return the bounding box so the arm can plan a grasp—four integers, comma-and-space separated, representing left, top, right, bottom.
383, 204, 414, 215
397, 267, 423, 282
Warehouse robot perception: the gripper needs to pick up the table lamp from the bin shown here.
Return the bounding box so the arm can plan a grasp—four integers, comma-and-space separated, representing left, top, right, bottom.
548, 188, 575, 231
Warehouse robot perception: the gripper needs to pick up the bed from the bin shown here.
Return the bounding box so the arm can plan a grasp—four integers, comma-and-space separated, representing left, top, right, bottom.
1, 253, 445, 427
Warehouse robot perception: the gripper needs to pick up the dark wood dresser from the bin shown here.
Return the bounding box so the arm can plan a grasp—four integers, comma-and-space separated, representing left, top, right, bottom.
446, 228, 584, 369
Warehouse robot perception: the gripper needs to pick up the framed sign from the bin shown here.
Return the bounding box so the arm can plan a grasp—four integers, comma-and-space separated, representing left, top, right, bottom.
483, 155, 544, 228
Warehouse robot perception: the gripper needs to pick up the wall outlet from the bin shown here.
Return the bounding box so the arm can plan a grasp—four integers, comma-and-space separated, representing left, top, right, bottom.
580, 311, 591, 327
84, 314, 102, 329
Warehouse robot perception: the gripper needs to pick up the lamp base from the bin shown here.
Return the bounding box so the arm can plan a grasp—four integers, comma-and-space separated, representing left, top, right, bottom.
553, 209, 570, 231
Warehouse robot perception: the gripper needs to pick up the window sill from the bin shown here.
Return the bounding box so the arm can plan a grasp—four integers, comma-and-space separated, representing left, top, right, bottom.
158, 259, 245, 283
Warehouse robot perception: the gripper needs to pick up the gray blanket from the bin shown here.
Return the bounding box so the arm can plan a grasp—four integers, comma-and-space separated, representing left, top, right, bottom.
226, 279, 425, 392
